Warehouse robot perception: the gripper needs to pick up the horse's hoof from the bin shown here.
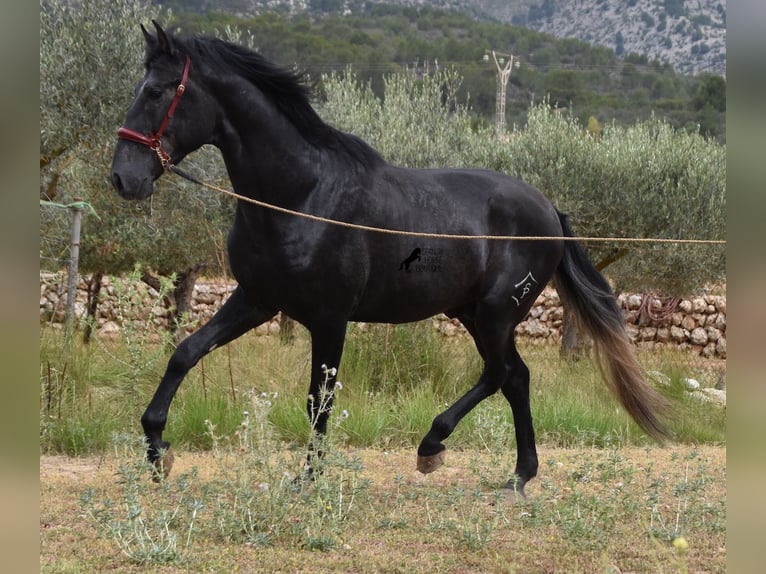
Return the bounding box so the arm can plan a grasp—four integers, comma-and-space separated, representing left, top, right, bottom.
416, 449, 446, 474
290, 469, 314, 493
151, 447, 175, 482
503, 477, 527, 500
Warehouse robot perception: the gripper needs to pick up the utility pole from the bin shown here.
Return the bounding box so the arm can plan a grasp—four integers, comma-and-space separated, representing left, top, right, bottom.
484, 49, 520, 139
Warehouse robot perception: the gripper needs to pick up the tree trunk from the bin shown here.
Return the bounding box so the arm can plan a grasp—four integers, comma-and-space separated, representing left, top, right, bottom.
141, 264, 205, 344
279, 313, 296, 344
171, 266, 203, 343
559, 304, 589, 360
82, 271, 103, 344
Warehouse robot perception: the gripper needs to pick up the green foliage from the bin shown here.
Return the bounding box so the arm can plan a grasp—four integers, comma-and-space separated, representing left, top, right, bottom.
40, 0, 157, 167
319, 70, 725, 293
40, 266, 177, 454
349, 322, 484, 398
544, 69, 585, 105
493, 101, 725, 293
40, 0, 163, 271
40, 0, 233, 280
320, 67, 487, 168
174, 6, 724, 140
693, 75, 726, 113
78, 159, 233, 278
321, 65, 506, 174
40, 320, 725, 458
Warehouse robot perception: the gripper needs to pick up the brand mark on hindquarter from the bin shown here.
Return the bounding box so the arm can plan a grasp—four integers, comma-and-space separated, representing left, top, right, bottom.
511, 271, 538, 307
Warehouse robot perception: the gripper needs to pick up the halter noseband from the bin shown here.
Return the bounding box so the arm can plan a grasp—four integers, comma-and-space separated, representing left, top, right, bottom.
117, 55, 191, 170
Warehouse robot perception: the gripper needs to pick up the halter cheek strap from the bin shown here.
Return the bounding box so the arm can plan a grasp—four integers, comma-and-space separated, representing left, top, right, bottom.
117, 55, 191, 170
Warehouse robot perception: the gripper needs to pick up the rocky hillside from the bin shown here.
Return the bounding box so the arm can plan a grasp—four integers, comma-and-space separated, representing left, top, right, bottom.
360, 0, 727, 76
166, 1, 726, 77
508, 0, 726, 77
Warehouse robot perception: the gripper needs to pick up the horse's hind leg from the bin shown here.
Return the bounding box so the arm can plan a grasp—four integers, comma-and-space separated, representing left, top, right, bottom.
142, 286, 274, 478
416, 312, 511, 474
500, 341, 537, 497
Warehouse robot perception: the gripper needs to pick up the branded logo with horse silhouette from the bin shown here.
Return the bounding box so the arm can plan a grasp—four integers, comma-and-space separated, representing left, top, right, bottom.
399, 247, 443, 273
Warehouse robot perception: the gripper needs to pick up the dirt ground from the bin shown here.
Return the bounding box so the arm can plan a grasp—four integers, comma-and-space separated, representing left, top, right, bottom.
40, 445, 726, 573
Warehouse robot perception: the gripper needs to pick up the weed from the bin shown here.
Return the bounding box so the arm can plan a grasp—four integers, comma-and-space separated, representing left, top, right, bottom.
80, 433, 203, 565
202, 368, 370, 552
377, 475, 413, 530
40, 265, 176, 454
204, 395, 299, 547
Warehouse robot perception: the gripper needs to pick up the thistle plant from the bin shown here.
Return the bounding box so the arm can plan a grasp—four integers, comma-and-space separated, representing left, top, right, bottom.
80, 433, 203, 565
202, 365, 368, 551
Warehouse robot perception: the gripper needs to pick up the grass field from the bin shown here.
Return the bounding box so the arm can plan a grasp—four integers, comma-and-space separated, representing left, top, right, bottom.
39, 321, 725, 455
39, 321, 725, 572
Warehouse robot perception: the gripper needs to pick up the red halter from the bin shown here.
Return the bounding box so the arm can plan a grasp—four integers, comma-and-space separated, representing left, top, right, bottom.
117, 55, 191, 170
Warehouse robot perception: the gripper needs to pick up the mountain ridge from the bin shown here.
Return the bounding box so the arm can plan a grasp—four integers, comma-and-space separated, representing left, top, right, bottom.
163, 1, 725, 77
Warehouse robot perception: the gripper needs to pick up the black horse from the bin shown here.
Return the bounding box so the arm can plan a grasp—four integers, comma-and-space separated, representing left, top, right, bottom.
111, 22, 667, 496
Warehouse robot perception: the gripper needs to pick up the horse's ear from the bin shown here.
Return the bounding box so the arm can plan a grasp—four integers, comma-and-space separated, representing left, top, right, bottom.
140, 23, 155, 47
151, 20, 175, 56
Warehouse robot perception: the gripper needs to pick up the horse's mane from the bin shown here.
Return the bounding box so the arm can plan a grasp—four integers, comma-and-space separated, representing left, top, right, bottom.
148, 32, 382, 168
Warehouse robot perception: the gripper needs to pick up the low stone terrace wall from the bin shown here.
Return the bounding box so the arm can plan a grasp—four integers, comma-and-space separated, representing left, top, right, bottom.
40, 274, 725, 359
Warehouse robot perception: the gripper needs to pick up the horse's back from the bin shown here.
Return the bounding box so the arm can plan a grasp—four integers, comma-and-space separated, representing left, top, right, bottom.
370, 165, 562, 242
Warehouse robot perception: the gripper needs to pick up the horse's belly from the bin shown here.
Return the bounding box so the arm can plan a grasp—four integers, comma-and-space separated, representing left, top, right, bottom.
351, 271, 476, 324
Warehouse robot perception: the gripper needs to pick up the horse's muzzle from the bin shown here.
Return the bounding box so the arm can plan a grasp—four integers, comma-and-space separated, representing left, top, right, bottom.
111, 172, 154, 200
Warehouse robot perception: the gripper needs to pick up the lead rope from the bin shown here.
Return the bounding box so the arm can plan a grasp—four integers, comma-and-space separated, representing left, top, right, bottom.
167, 164, 725, 245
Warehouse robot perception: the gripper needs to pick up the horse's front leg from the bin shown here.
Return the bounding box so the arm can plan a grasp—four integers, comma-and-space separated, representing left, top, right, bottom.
302, 320, 348, 479
142, 286, 275, 479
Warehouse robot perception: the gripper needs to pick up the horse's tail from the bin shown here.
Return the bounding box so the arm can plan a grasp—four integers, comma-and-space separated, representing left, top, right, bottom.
553, 211, 669, 440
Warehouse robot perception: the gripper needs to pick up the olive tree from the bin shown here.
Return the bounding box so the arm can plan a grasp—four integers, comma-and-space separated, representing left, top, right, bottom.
321, 75, 724, 294
318, 71, 725, 355
504, 101, 725, 294
319, 66, 489, 169
500, 102, 725, 354
40, 0, 233, 340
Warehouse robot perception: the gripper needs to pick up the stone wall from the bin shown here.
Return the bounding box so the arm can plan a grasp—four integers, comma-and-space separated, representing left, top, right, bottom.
40, 273, 726, 358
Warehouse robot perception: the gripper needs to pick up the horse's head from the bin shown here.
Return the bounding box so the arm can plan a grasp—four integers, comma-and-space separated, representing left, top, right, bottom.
111, 21, 214, 199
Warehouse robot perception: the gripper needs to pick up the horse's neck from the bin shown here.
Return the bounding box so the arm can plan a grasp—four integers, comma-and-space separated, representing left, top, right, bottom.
216, 87, 320, 205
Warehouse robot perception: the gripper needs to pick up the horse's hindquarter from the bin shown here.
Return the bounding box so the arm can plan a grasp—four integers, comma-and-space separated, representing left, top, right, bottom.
350, 167, 564, 323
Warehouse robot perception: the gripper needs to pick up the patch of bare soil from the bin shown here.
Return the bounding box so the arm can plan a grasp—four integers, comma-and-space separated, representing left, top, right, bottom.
40, 445, 725, 573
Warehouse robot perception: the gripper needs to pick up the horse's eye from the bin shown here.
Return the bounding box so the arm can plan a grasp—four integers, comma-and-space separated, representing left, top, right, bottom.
145, 86, 164, 100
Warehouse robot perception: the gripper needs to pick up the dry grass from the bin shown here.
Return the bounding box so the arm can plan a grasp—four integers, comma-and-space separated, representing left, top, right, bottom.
40, 445, 725, 573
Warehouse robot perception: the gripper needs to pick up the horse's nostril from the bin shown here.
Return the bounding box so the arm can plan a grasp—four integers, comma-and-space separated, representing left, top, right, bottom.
111, 172, 123, 192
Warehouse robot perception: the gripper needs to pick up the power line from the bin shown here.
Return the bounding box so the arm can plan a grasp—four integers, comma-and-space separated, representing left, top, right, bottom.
484, 49, 520, 138
295, 58, 720, 77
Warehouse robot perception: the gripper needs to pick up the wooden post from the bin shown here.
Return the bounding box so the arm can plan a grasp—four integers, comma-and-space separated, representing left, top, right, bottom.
64, 198, 83, 338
